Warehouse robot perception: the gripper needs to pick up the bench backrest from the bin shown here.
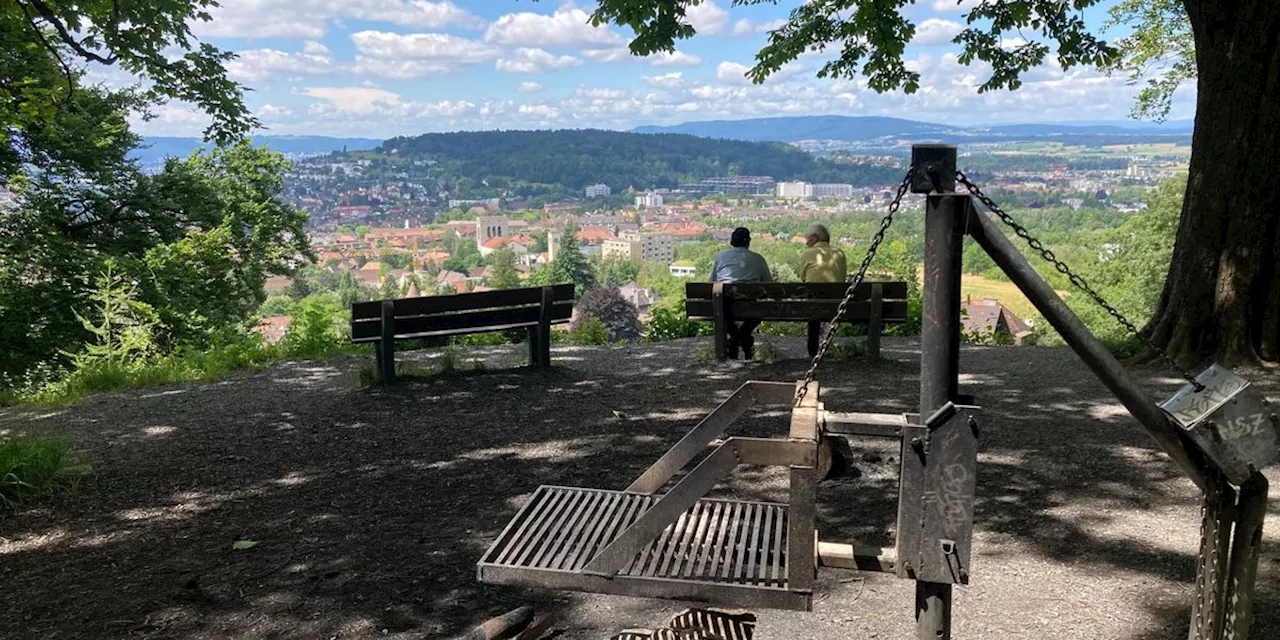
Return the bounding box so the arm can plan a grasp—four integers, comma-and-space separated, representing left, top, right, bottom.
685, 281, 909, 322
351, 284, 575, 343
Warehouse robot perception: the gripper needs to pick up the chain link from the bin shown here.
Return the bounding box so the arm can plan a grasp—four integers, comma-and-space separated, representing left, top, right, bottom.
955, 170, 1203, 390
795, 169, 913, 407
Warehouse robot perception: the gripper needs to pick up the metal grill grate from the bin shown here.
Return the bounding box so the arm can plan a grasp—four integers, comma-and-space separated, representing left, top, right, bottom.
477, 486, 808, 610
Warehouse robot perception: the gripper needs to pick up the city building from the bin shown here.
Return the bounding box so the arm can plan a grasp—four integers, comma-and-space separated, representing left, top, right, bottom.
776, 181, 813, 198
679, 176, 775, 196
635, 191, 664, 208
812, 183, 855, 198
475, 215, 509, 251
601, 231, 676, 265
669, 261, 697, 278
585, 183, 612, 198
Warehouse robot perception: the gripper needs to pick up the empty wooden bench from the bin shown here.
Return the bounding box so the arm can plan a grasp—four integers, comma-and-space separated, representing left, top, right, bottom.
685, 281, 909, 360
351, 284, 574, 380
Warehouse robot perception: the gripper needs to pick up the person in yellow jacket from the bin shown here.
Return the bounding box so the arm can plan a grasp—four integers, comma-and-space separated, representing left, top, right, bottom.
798, 223, 848, 357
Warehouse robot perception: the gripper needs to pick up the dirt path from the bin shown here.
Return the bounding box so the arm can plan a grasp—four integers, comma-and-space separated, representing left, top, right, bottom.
0, 338, 1276, 639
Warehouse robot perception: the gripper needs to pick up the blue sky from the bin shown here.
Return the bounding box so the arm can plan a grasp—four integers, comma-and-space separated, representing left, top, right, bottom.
128, 0, 1196, 138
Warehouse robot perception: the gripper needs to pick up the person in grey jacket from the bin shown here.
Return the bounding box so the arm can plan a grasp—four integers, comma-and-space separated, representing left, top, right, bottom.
710, 227, 771, 359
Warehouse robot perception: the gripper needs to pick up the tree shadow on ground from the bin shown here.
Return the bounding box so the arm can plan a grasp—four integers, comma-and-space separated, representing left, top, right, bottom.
0, 337, 1275, 639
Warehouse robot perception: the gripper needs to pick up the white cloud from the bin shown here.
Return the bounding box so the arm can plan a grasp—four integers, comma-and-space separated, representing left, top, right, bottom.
485, 6, 626, 48
349, 57, 456, 79
519, 104, 560, 119
647, 50, 702, 67
496, 48, 583, 74
755, 18, 786, 32
351, 31, 501, 63
716, 61, 751, 84
643, 72, 687, 89
257, 104, 295, 118
302, 41, 331, 56
225, 48, 334, 82
573, 88, 630, 100
914, 19, 964, 46
930, 0, 982, 12
517, 81, 544, 93
195, 0, 483, 39
299, 87, 402, 114
582, 48, 630, 64
686, 0, 730, 34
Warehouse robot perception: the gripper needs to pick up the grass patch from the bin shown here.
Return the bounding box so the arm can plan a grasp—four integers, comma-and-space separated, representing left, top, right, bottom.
0, 434, 89, 509
3, 337, 360, 408
354, 347, 487, 387
751, 341, 782, 364
825, 339, 867, 361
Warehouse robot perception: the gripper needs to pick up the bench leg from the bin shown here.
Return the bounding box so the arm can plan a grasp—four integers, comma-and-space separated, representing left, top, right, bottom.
538, 287, 553, 368
377, 339, 395, 381
867, 283, 883, 361
527, 326, 541, 367
378, 300, 396, 381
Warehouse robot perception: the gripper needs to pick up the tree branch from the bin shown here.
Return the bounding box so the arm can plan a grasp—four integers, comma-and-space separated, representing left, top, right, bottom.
16, 0, 75, 100
21, 0, 119, 65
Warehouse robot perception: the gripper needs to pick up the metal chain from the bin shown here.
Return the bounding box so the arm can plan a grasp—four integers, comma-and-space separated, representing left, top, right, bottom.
795, 168, 913, 407
955, 170, 1203, 390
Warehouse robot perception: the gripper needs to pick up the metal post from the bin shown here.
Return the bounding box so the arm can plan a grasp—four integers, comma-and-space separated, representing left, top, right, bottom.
967, 211, 1211, 492
1224, 473, 1268, 640
913, 144, 967, 640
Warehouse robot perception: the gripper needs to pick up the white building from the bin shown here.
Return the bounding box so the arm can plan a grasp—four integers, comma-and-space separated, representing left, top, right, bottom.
585, 183, 612, 198
812, 183, 854, 198
776, 181, 813, 198
635, 191, 664, 208
475, 215, 509, 251
602, 231, 676, 264
669, 262, 697, 278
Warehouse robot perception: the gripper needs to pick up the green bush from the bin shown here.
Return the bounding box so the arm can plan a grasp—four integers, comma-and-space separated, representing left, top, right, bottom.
644, 304, 711, 342
280, 294, 347, 359
0, 434, 89, 509
570, 316, 610, 346
573, 286, 641, 343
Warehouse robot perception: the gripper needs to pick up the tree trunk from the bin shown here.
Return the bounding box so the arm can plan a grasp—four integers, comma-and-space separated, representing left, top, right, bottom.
1144, 0, 1280, 366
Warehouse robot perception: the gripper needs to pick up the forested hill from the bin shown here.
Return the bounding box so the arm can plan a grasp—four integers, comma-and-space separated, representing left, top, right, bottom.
378, 129, 898, 190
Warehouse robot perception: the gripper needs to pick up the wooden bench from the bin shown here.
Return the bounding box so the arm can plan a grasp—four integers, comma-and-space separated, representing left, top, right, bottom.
685, 281, 909, 360
351, 284, 574, 380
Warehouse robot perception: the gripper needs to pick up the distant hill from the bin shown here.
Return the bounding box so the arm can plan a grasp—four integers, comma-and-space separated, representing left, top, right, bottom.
632, 115, 1194, 145
379, 129, 899, 193
134, 135, 382, 167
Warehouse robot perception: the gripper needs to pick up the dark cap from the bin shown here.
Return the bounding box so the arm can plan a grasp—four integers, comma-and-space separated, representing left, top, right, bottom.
730, 227, 751, 247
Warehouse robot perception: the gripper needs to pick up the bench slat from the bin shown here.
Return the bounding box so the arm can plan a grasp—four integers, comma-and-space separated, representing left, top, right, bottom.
352, 283, 574, 320
352, 302, 572, 342
685, 299, 909, 323
685, 281, 908, 301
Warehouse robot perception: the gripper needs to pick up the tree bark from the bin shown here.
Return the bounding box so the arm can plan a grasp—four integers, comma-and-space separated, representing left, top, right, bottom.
1144, 0, 1280, 366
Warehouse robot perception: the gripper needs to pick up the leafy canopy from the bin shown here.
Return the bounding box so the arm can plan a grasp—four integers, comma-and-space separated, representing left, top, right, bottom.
1, 0, 255, 143
1104, 0, 1193, 120
584, 0, 1118, 94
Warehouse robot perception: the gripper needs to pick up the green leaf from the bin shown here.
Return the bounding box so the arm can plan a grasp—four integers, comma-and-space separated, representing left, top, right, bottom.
231, 540, 258, 550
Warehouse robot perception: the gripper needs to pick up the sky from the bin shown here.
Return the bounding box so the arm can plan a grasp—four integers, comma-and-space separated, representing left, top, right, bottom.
126, 0, 1197, 139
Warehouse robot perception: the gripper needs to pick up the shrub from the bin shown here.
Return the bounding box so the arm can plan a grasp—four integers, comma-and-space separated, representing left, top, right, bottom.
572, 285, 641, 343
570, 315, 610, 346
280, 294, 347, 358
643, 304, 710, 342
0, 434, 89, 508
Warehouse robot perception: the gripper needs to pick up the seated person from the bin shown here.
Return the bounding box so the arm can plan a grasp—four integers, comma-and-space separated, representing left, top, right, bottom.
711, 227, 772, 359
798, 223, 848, 357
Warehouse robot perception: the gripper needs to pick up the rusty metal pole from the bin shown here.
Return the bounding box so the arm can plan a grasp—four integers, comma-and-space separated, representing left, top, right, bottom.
914, 145, 966, 640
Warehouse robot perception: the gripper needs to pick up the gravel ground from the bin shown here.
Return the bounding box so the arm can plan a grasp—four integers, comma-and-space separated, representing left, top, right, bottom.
0, 336, 1277, 640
